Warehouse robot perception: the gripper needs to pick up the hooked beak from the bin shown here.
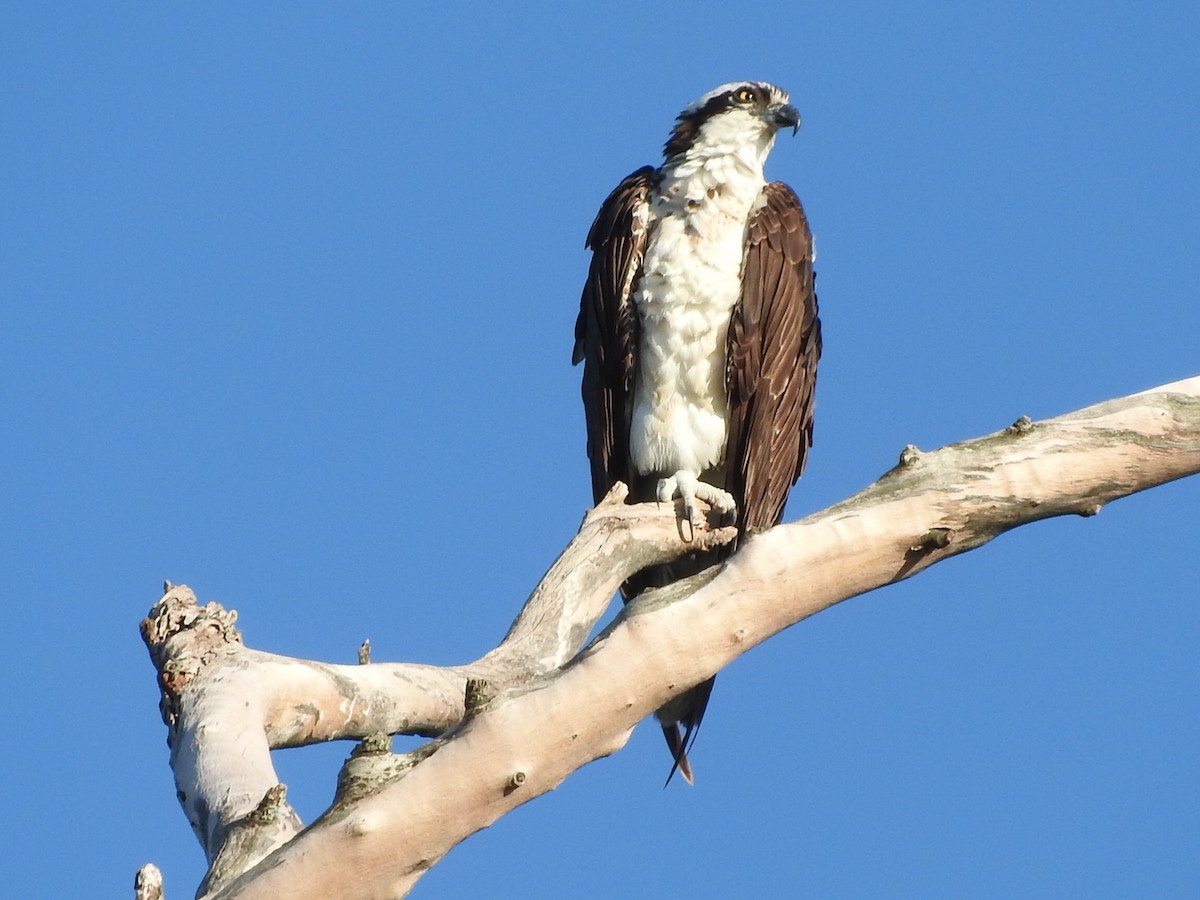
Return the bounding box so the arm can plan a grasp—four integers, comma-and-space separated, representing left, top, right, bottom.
767, 103, 801, 135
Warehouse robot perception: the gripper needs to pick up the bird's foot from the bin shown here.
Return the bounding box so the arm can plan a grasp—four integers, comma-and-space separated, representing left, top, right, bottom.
656, 471, 736, 534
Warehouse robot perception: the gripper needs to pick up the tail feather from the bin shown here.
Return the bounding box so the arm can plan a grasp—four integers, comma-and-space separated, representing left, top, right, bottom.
661, 723, 695, 786
656, 675, 716, 786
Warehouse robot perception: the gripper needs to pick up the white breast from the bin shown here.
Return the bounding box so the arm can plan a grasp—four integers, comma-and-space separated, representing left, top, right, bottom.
630, 153, 767, 476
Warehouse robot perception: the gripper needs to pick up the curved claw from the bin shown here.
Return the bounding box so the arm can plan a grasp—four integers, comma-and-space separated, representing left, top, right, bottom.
655, 471, 736, 530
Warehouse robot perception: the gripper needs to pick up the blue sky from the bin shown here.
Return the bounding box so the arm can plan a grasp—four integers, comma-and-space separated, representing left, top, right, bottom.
2, 3, 1197, 897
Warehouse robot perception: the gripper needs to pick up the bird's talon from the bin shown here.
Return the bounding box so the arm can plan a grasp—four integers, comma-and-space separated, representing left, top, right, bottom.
656, 476, 677, 505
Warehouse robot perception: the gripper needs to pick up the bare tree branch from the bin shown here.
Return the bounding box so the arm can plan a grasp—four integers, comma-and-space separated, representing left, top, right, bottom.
139, 376, 1200, 899
139, 485, 737, 893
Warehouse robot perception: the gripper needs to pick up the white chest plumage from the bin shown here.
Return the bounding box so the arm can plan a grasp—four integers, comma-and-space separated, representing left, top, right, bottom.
630, 151, 767, 477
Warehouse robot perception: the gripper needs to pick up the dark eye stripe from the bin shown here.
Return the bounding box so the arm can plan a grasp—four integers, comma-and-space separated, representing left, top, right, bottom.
665, 83, 782, 158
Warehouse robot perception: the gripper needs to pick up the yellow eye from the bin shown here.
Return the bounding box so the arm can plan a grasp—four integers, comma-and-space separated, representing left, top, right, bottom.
736, 88, 756, 104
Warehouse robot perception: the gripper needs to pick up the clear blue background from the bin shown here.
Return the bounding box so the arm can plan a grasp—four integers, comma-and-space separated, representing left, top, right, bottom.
3, 3, 1197, 897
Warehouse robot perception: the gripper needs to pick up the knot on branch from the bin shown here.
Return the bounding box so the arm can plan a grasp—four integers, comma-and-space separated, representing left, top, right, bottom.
353, 732, 393, 757
464, 678, 494, 717
895, 527, 956, 580
198, 785, 301, 899
334, 738, 441, 807
910, 528, 953, 553
245, 783, 290, 826
140, 584, 243, 726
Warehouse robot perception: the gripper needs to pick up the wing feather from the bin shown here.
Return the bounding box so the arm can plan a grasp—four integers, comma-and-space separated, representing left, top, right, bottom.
573, 167, 656, 504
725, 182, 822, 533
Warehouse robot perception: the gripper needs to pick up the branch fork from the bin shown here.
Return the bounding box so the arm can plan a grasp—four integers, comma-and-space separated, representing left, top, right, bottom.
138, 376, 1200, 898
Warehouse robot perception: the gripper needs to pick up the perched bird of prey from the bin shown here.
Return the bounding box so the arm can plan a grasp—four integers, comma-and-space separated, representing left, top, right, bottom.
573, 81, 822, 784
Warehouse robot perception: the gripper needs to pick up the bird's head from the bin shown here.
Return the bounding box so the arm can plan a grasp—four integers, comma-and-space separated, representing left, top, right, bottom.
663, 81, 800, 162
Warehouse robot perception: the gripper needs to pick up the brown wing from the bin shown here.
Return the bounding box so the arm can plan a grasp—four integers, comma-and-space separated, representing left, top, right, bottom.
572, 166, 656, 504
725, 181, 822, 533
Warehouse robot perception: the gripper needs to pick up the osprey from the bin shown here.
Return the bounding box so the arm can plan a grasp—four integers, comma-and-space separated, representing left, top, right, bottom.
573, 81, 822, 783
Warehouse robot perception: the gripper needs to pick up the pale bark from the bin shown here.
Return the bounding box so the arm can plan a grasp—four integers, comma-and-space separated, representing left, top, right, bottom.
139, 376, 1200, 899
135, 865, 163, 900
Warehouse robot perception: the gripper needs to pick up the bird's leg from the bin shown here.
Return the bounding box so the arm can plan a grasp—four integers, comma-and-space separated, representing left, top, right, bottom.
656, 470, 737, 530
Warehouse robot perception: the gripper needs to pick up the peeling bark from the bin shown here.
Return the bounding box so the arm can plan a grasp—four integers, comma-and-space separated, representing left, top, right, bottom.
138, 376, 1200, 899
